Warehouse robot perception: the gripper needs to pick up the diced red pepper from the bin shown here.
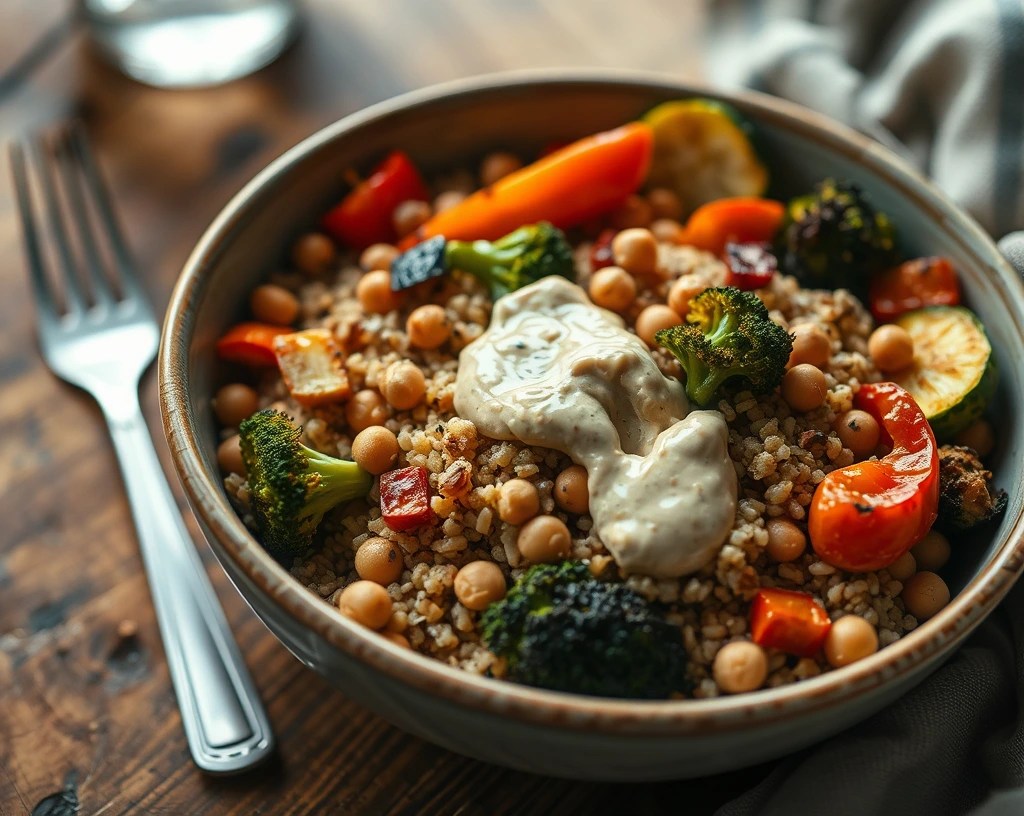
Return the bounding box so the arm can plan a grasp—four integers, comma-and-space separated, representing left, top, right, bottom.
216, 322, 292, 367
380, 466, 434, 531
750, 588, 832, 657
869, 256, 961, 323
724, 241, 777, 290
322, 151, 429, 251
809, 382, 939, 572
589, 228, 618, 271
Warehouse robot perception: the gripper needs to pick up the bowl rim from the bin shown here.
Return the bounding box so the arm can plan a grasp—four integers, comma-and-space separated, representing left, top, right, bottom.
160, 67, 1024, 735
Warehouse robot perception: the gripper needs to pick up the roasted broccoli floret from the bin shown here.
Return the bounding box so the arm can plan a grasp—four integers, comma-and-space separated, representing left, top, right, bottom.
480, 562, 689, 699
238, 410, 373, 557
655, 286, 793, 406
444, 221, 575, 300
937, 444, 1007, 531
777, 178, 897, 292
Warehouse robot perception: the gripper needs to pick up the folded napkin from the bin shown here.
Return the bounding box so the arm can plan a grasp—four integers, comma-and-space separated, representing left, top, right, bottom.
705, 2, 1024, 814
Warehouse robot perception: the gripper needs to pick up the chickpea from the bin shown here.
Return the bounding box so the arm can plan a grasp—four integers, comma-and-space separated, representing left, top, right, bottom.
612, 228, 659, 277
356, 269, 403, 314
887, 550, 917, 582
497, 479, 540, 526
434, 190, 466, 213
345, 389, 389, 433
835, 409, 881, 459
359, 243, 399, 272
635, 304, 682, 347
517, 515, 571, 564
667, 274, 707, 317
901, 571, 950, 621
765, 518, 806, 562
351, 426, 400, 474
354, 537, 404, 586
250, 284, 299, 326
650, 218, 685, 244
392, 199, 431, 239
588, 266, 636, 313
956, 419, 994, 459
454, 561, 508, 611
406, 304, 451, 349
292, 232, 336, 276
213, 383, 259, 427
647, 187, 683, 221
788, 323, 832, 369
554, 465, 589, 515
381, 631, 411, 648
911, 530, 951, 572
824, 615, 879, 668
480, 151, 522, 186
610, 194, 654, 230
217, 435, 246, 475
712, 641, 768, 694
380, 361, 427, 410
337, 580, 392, 630
868, 324, 915, 373
781, 364, 827, 412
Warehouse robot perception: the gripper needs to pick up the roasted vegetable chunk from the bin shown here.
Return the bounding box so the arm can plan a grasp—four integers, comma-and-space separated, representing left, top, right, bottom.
481, 562, 689, 699
777, 178, 897, 292
937, 444, 1007, 531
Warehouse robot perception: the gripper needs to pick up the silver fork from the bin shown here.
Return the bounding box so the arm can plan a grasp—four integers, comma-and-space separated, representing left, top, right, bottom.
10, 126, 274, 774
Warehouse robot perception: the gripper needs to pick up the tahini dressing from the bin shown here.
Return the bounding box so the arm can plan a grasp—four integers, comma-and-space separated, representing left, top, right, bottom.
453, 277, 737, 577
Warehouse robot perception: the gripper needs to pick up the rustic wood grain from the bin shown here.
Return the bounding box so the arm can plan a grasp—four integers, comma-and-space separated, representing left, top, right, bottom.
0, 1, 778, 813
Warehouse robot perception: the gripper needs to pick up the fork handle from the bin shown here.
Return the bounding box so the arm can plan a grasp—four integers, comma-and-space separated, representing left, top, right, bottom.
103, 401, 274, 774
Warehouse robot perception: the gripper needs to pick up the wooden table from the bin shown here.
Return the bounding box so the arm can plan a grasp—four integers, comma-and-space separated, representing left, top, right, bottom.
0, 2, 775, 813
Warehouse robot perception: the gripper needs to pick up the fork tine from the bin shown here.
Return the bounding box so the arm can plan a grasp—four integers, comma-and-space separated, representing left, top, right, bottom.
9, 140, 61, 327
28, 135, 89, 316
56, 128, 116, 308
69, 124, 142, 300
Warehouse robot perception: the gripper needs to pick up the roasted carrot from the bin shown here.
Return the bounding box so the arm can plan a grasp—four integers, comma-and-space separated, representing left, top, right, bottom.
681, 197, 785, 256
399, 122, 653, 248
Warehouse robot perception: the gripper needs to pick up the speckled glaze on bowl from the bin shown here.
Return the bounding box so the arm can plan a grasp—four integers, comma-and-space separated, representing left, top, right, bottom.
159, 70, 1024, 781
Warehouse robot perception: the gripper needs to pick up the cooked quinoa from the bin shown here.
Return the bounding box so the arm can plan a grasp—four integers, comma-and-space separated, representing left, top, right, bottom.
219, 228, 929, 698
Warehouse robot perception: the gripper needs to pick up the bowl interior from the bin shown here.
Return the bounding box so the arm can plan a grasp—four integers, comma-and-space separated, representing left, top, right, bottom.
175, 75, 1024, 679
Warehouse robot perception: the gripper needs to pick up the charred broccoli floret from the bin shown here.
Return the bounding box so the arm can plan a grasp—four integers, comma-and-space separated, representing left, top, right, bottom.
937, 444, 1007, 531
443, 221, 574, 300
777, 178, 897, 291
238, 410, 373, 557
655, 286, 793, 406
480, 562, 689, 699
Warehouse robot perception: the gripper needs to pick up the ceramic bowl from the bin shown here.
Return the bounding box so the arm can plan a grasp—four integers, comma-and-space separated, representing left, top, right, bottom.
160, 70, 1024, 781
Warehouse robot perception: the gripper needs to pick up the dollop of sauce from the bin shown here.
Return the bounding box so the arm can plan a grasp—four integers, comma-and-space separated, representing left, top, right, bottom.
454, 277, 738, 577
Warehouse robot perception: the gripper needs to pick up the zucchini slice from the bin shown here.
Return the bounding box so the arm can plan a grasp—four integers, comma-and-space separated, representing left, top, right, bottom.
643, 99, 768, 216
891, 306, 996, 437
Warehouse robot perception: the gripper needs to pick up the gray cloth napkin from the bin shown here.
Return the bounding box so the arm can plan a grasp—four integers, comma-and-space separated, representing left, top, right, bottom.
704, 2, 1024, 814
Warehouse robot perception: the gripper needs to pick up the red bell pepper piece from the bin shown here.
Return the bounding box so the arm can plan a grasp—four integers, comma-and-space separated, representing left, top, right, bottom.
216, 322, 292, 367
681, 197, 785, 256
809, 382, 939, 572
750, 588, 832, 657
399, 122, 653, 248
869, 256, 961, 323
380, 466, 434, 532
589, 228, 618, 271
723, 241, 777, 290
322, 151, 429, 251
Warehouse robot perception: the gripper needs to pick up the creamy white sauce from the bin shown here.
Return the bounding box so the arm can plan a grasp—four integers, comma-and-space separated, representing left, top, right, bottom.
453, 277, 737, 577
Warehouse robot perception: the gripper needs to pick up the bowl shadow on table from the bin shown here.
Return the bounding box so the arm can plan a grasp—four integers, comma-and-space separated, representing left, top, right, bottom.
202, 691, 779, 816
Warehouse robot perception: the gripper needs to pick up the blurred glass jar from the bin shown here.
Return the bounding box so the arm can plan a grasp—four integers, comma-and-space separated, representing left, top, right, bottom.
80, 0, 300, 88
